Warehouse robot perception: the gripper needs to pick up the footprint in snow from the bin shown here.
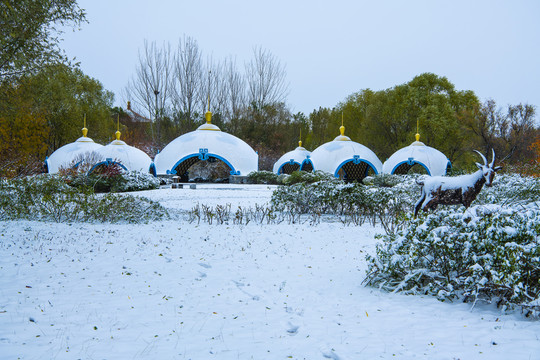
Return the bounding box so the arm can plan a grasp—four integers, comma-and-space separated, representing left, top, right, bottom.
321, 348, 341, 360
198, 263, 212, 269
232, 280, 260, 301
286, 322, 299, 335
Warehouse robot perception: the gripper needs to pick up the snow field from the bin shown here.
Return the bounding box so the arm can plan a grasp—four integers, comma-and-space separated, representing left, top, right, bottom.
0, 184, 539, 359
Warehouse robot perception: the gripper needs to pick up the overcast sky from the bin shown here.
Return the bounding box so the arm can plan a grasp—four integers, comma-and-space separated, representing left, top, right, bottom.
61, 0, 539, 117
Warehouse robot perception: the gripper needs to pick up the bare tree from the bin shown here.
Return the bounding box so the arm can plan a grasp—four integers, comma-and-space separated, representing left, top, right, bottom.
171, 36, 202, 126
245, 46, 289, 111
223, 56, 246, 124
199, 59, 229, 122
124, 40, 172, 147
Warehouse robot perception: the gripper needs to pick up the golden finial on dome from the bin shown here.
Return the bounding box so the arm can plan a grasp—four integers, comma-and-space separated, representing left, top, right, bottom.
205, 70, 212, 124
340, 111, 345, 135
299, 128, 303, 148
115, 114, 121, 140
334, 111, 351, 141
416, 118, 420, 142
197, 72, 220, 131
82, 114, 88, 137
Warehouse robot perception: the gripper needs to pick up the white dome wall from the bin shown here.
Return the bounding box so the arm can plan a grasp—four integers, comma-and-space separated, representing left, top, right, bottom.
383, 142, 450, 176
273, 146, 311, 174
46, 137, 103, 173
310, 140, 382, 176
92, 139, 153, 173
154, 130, 258, 176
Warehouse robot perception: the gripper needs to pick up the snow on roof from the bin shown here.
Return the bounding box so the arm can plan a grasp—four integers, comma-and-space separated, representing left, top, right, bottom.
45, 136, 103, 173
272, 144, 311, 174
309, 134, 382, 176
93, 138, 153, 173
154, 127, 258, 176
382, 140, 450, 176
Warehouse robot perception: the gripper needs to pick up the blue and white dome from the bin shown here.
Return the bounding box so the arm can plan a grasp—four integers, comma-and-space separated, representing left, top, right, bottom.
154, 111, 258, 176
383, 135, 450, 176
45, 127, 103, 173
305, 126, 382, 181
91, 130, 153, 174
273, 141, 311, 174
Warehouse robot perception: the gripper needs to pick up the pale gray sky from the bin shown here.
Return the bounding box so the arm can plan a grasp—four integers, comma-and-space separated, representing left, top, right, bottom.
62, 0, 540, 116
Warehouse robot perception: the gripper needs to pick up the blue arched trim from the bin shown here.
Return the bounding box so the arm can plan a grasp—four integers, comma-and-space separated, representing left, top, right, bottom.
149, 163, 157, 177
334, 157, 379, 178
277, 160, 301, 175
446, 160, 452, 174
88, 159, 128, 174
169, 152, 239, 176
390, 160, 431, 176
300, 158, 314, 171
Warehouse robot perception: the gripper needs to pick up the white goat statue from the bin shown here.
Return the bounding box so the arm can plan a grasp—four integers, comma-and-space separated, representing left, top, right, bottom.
414, 149, 502, 217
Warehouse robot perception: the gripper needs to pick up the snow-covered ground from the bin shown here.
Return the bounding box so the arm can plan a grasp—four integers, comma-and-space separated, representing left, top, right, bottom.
1, 184, 539, 359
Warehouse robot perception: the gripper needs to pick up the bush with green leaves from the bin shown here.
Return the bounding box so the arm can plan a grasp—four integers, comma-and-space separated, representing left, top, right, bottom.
364, 205, 540, 317
270, 173, 417, 231
247, 170, 282, 184
281, 170, 335, 185
0, 175, 167, 223
68, 169, 160, 193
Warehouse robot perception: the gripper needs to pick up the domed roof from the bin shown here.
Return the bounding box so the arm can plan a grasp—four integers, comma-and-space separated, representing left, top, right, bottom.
308, 125, 382, 178
154, 111, 258, 176
91, 130, 153, 173
273, 141, 311, 174
382, 135, 450, 176
45, 127, 103, 173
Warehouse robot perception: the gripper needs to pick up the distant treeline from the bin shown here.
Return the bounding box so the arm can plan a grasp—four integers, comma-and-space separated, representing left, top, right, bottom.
1, 8, 538, 178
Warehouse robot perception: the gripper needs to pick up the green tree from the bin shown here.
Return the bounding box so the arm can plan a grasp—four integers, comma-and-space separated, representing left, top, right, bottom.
336, 73, 479, 165
0, 82, 49, 177
19, 64, 114, 151
0, 0, 86, 82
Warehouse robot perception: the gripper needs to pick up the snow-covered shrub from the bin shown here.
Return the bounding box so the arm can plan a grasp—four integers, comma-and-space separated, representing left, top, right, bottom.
475, 173, 540, 208
270, 175, 418, 231
247, 170, 281, 184
282, 170, 335, 185
365, 205, 540, 317
114, 171, 160, 192
367, 174, 403, 187
0, 175, 167, 223
68, 169, 159, 193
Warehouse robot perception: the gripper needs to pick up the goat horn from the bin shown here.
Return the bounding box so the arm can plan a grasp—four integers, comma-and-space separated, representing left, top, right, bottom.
490, 148, 496, 167
473, 150, 487, 166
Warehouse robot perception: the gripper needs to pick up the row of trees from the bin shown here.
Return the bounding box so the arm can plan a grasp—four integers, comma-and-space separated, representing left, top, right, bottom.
125, 38, 289, 149
0, 1, 538, 177
303, 73, 538, 168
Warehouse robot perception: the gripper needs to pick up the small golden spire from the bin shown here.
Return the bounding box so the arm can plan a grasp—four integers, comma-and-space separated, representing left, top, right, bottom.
205, 71, 212, 124
82, 114, 88, 137
115, 114, 121, 140
416, 118, 420, 142
205, 108, 212, 124
299, 128, 303, 148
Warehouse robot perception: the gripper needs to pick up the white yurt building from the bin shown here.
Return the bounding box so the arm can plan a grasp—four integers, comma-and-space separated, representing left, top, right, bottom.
382, 133, 451, 176
89, 126, 154, 174
302, 125, 382, 182
45, 124, 103, 174
154, 108, 258, 180
273, 140, 311, 174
